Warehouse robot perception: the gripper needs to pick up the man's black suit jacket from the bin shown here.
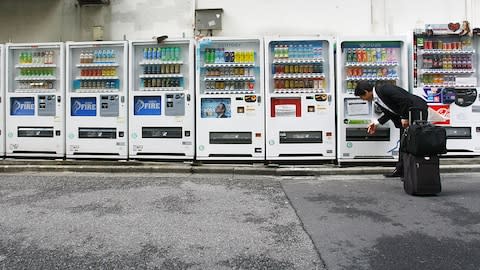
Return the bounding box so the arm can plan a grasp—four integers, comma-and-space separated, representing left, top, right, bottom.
375, 84, 428, 128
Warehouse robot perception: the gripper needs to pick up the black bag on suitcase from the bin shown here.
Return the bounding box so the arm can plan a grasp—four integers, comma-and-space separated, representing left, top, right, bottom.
403, 153, 441, 195
402, 108, 442, 196
401, 120, 447, 156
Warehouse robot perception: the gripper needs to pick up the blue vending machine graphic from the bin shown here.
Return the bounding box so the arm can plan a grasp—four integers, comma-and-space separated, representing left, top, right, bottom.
10, 97, 35, 116
71, 97, 97, 116
134, 96, 161, 115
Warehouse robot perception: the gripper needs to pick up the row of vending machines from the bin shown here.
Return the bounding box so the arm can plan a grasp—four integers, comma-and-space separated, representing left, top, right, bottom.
0, 32, 479, 163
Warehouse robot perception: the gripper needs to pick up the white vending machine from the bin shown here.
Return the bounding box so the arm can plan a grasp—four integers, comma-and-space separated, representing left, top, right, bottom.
66, 41, 128, 159
196, 37, 264, 160
5, 42, 65, 157
129, 39, 194, 159
412, 25, 480, 155
0, 45, 4, 157
264, 37, 335, 160
336, 36, 408, 163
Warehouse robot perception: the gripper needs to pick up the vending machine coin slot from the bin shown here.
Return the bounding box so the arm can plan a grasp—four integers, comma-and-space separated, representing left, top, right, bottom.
165, 93, 185, 116
99, 95, 119, 117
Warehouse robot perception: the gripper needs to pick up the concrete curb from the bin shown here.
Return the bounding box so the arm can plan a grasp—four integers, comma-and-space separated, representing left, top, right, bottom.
1, 160, 480, 176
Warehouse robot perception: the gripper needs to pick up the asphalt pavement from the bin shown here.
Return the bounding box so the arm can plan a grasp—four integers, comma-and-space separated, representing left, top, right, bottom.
0, 171, 479, 269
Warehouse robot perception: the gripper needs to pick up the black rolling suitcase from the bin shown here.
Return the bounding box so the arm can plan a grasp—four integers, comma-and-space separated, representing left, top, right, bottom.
402, 108, 442, 196
403, 153, 441, 195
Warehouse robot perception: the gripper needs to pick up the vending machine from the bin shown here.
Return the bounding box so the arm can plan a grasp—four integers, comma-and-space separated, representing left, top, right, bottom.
196, 37, 264, 160
66, 41, 128, 159
0, 45, 4, 157
264, 37, 335, 160
412, 24, 480, 155
129, 39, 194, 159
336, 36, 409, 163
5, 42, 65, 157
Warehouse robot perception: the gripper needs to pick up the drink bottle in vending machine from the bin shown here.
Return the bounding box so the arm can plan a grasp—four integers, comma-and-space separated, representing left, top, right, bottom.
66, 41, 128, 159
129, 39, 194, 159
5, 42, 65, 157
196, 37, 264, 160
265, 37, 335, 160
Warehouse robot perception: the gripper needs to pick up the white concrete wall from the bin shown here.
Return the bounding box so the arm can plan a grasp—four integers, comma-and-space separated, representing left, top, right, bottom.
0, 0, 476, 42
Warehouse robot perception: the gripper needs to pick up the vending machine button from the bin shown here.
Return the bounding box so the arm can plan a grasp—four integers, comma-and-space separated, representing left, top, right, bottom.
255, 133, 262, 138
185, 131, 191, 137
237, 107, 245, 113
308, 106, 315, 112
55, 130, 61, 136
119, 131, 124, 137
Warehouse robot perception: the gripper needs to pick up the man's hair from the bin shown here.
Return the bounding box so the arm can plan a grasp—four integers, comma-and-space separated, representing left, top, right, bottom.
354, 81, 374, 96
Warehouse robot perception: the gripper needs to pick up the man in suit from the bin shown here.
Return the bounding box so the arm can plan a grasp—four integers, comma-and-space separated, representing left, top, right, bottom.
215, 103, 228, 118
354, 81, 428, 177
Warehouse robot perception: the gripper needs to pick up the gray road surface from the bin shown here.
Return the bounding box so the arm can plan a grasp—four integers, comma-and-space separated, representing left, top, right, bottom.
282, 173, 480, 270
0, 172, 479, 269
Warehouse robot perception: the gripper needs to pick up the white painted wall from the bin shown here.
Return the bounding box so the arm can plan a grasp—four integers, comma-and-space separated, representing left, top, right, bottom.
0, 0, 475, 42
196, 0, 373, 37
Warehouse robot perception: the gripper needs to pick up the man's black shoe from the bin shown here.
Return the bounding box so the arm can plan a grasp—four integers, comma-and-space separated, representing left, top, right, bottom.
384, 169, 403, 178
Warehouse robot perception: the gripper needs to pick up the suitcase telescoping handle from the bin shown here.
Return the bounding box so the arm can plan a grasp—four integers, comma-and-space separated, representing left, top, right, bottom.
408, 107, 424, 125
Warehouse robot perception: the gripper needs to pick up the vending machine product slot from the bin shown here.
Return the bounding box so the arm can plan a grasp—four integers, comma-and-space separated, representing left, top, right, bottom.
209, 132, 252, 144
17, 127, 54, 137
279, 131, 322, 144
346, 127, 391, 141
444, 127, 472, 139
142, 127, 182, 138
78, 128, 117, 139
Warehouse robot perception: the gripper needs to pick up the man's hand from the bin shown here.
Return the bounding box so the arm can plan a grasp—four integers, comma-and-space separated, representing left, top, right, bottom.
367, 122, 377, 135
401, 119, 409, 128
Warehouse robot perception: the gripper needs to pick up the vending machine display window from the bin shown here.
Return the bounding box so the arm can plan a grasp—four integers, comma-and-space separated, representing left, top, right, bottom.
201, 98, 231, 118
